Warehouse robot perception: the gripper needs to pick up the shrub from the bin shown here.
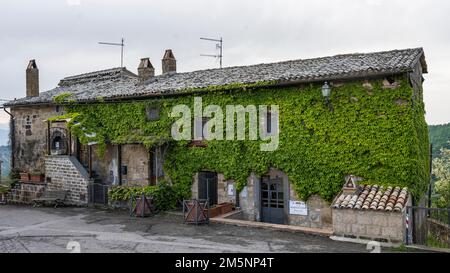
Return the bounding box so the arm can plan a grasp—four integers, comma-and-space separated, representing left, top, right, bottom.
108, 181, 177, 211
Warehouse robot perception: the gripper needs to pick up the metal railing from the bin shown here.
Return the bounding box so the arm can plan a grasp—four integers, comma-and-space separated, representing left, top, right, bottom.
406, 206, 450, 248
88, 183, 109, 205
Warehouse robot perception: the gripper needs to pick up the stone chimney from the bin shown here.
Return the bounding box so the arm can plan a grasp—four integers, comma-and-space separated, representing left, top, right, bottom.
138, 58, 155, 82
26, 59, 39, 97
162, 49, 176, 74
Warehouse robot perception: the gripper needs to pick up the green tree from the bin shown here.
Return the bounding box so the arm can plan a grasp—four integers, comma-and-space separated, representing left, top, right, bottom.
432, 146, 450, 208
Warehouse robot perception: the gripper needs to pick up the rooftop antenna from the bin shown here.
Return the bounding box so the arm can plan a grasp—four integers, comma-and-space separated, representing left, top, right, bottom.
200, 37, 223, 68
98, 38, 125, 67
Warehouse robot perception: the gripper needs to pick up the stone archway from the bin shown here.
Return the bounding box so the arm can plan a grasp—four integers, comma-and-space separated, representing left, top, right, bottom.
50, 129, 68, 155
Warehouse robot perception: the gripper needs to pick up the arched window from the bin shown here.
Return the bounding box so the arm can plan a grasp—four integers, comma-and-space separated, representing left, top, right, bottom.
50, 130, 68, 155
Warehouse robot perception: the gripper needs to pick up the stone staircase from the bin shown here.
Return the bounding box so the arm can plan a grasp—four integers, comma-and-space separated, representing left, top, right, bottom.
44, 155, 93, 205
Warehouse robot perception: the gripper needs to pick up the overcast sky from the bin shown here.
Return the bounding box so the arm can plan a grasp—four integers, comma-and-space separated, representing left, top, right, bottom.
0, 0, 449, 125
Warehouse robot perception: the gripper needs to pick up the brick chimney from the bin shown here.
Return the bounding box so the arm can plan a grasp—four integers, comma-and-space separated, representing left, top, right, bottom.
138, 58, 155, 82
26, 59, 39, 97
162, 49, 176, 74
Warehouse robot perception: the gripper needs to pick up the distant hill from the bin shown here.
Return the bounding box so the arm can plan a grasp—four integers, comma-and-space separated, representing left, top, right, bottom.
0, 129, 8, 146
429, 123, 450, 156
0, 145, 10, 177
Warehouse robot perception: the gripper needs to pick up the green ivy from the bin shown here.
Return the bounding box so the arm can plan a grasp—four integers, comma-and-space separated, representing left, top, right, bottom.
60, 78, 430, 202
109, 181, 177, 211
53, 92, 74, 104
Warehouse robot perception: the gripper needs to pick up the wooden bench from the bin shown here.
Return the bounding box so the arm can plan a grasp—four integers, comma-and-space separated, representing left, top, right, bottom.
33, 190, 68, 208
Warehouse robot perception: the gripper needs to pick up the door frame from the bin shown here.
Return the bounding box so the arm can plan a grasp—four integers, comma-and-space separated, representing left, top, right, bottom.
257, 171, 289, 224
198, 171, 218, 206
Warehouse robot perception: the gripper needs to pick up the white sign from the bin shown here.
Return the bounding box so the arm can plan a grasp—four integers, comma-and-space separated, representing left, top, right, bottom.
241, 186, 248, 198
289, 200, 308, 215
227, 184, 234, 196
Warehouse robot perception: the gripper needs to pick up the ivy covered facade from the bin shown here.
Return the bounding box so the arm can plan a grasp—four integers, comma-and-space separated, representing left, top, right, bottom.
5, 48, 429, 229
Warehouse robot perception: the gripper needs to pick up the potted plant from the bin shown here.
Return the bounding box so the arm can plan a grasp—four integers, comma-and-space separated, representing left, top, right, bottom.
19, 172, 30, 182
0, 184, 10, 204
30, 170, 45, 183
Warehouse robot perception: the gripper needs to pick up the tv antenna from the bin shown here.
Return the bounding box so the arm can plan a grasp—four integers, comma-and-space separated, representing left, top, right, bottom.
200, 37, 223, 68
98, 38, 125, 67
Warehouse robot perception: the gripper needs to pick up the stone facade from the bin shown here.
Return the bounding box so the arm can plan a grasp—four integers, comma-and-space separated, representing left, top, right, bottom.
190, 169, 331, 228
9, 182, 46, 204
44, 155, 90, 204
11, 105, 65, 173
332, 209, 406, 243
90, 144, 151, 186
288, 195, 332, 228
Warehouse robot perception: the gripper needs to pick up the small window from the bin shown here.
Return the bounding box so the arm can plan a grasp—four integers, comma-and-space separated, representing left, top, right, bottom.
26, 115, 32, 125
146, 106, 160, 121
55, 105, 62, 113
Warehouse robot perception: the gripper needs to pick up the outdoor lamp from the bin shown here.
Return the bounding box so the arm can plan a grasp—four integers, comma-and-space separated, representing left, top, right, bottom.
321, 82, 333, 111
322, 82, 331, 99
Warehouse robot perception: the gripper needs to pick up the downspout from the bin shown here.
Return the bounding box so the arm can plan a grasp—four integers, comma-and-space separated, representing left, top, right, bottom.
2, 107, 14, 171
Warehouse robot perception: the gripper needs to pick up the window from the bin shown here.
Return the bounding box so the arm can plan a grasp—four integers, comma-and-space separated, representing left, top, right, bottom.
146, 106, 160, 121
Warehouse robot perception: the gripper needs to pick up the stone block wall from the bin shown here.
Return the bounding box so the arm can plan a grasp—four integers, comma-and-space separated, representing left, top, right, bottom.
428, 219, 450, 247
332, 209, 405, 243
288, 194, 332, 229
11, 105, 65, 173
9, 182, 46, 204
44, 155, 90, 205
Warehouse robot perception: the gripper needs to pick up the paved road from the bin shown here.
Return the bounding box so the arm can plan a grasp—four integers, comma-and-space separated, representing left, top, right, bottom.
0, 205, 397, 253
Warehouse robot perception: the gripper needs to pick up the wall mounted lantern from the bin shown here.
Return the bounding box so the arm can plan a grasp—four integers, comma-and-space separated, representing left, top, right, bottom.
321, 82, 333, 111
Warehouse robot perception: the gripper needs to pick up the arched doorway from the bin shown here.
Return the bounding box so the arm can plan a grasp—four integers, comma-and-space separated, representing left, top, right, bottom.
50, 129, 68, 155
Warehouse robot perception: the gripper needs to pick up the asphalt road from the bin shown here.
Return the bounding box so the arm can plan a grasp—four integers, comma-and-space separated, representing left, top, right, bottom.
0, 205, 399, 253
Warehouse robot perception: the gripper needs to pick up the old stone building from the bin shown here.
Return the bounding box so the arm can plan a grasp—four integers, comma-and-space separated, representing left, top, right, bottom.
4, 47, 429, 242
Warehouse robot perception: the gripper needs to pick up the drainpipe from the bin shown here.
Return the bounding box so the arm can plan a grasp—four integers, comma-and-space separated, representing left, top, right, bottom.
2, 107, 15, 171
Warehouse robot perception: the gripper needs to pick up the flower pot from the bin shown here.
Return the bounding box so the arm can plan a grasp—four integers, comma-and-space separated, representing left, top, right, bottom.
20, 172, 30, 182
30, 174, 45, 183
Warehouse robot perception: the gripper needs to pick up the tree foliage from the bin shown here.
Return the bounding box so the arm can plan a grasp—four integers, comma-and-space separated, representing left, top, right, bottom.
432, 146, 450, 208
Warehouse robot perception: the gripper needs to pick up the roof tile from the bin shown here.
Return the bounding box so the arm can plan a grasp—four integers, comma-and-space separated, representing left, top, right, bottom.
5, 48, 426, 106
332, 184, 409, 213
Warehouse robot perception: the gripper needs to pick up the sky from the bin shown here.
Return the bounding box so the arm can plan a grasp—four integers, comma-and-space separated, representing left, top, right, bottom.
0, 0, 449, 125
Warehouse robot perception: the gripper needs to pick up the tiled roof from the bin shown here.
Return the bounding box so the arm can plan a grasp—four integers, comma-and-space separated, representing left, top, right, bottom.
5, 48, 427, 106
332, 185, 408, 212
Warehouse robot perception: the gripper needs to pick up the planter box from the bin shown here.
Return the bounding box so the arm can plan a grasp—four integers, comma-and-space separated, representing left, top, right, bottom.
206, 205, 222, 218
20, 172, 30, 182
30, 174, 45, 183
186, 201, 208, 223
218, 202, 234, 215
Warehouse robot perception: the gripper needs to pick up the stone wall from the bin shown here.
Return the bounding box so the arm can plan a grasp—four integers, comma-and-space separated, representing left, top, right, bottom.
288, 194, 332, 228
44, 155, 90, 204
332, 209, 405, 243
9, 182, 46, 204
11, 105, 64, 173
121, 144, 149, 186
91, 144, 150, 186
428, 219, 450, 247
